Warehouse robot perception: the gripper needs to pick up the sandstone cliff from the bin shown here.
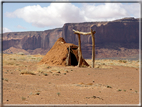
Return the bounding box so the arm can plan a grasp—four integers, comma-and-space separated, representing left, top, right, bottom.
3, 17, 140, 59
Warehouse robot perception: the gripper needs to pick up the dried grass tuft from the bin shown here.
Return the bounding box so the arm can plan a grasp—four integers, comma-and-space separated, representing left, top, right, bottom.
20, 70, 36, 75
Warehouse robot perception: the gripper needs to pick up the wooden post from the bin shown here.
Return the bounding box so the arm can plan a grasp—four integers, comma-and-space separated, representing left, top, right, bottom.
77, 34, 82, 67
91, 29, 96, 68
66, 46, 70, 66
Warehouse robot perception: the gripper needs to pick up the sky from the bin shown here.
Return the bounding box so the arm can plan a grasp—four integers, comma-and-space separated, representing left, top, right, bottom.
1, 0, 141, 33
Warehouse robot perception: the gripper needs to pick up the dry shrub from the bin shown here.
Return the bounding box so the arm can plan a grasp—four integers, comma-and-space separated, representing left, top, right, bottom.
86, 59, 139, 68
37, 64, 68, 75
20, 70, 36, 75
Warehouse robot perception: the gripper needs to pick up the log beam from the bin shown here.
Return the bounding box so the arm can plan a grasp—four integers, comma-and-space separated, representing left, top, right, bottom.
73, 29, 96, 35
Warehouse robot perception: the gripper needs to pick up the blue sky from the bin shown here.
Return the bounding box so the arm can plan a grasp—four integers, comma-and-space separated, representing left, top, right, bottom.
2, 1, 141, 33
3, 3, 52, 32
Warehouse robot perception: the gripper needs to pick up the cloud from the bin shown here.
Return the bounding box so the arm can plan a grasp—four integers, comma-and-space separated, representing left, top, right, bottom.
16, 25, 26, 29
5, 3, 140, 28
5, 3, 84, 28
3, 27, 12, 33
122, 3, 140, 18
81, 3, 128, 21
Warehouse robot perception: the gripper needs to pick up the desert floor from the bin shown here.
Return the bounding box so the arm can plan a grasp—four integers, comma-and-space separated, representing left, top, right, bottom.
2, 54, 140, 105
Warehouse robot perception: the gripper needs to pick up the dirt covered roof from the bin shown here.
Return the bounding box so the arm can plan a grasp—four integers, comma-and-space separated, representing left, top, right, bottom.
38, 37, 89, 67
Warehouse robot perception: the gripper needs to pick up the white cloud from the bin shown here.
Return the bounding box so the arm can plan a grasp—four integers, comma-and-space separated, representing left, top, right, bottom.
81, 3, 128, 21
122, 3, 140, 18
5, 3, 140, 28
17, 25, 26, 29
5, 3, 85, 28
3, 27, 12, 33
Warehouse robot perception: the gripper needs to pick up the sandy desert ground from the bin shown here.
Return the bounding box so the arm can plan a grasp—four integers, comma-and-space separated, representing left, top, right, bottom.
2, 53, 140, 105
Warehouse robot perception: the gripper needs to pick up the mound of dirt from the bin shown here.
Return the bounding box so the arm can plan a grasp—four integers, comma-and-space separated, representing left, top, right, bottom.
38, 37, 89, 66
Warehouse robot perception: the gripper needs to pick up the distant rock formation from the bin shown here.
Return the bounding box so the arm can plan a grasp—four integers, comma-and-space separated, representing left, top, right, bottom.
62, 17, 139, 45
3, 28, 62, 50
3, 17, 139, 59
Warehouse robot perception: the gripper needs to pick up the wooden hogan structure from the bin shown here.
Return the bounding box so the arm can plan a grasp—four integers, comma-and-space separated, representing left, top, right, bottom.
39, 28, 96, 68
72, 29, 96, 68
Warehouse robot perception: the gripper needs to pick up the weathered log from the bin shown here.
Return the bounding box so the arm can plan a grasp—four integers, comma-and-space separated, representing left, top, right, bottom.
77, 33, 82, 67
66, 46, 70, 66
91, 29, 96, 68
73, 29, 95, 35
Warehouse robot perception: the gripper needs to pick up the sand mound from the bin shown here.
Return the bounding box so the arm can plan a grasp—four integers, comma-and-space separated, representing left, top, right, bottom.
38, 37, 89, 66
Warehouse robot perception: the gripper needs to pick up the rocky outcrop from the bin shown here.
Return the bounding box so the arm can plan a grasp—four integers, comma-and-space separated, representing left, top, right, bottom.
3, 28, 62, 50
3, 17, 139, 59
62, 17, 139, 45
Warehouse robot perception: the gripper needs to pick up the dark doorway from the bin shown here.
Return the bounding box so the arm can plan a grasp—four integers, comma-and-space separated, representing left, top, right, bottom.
70, 51, 78, 66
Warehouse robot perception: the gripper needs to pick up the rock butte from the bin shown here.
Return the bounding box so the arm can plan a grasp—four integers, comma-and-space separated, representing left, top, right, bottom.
3, 17, 139, 59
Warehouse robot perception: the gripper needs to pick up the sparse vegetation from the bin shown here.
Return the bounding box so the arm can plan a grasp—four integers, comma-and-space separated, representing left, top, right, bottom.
57, 71, 60, 73
20, 70, 36, 75
107, 85, 112, 88
16, 64, 19, 66
47, 66, 51, 69
65, 70, 69, 73
2, 78, 8, 82
3, 54, 139, 68
86, 59, 139, 68
56, 74, 59, 76
44, 73, 48, 76
37, 65, 69, 76
2, 53, 139, 104
119, 60, 127, 63
118, 89, 122, 92
29, 93, 33, 95
36, 92, 40, 95
7, 62, 15, 65
18, 52, 25, 55
57, 92, 60, 96
22, 97, 26, 101
49, 71, 52, 73
3, 54, 44, 65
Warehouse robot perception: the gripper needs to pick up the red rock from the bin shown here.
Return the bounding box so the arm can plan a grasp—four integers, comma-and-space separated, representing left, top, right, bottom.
2, 17, 139, 59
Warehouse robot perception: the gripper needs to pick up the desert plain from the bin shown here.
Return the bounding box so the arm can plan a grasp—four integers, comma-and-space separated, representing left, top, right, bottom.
2, 53, 140, 105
